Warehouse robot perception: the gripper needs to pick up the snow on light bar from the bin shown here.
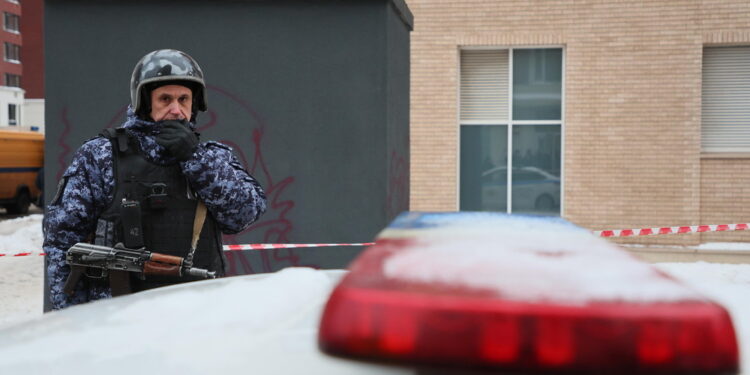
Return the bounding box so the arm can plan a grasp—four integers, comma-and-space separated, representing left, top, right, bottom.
318, 212, 739, 374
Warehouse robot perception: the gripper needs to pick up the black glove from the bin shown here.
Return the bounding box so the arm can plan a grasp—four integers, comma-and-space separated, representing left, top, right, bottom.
155, 120, 199, 161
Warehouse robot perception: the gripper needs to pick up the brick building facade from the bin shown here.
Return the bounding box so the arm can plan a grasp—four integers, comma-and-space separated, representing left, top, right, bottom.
19, 0, 43, 131
0, 0, 23, 128
407, 0, 750, 252
20, 0, 42, 99
0, 0, 21, 86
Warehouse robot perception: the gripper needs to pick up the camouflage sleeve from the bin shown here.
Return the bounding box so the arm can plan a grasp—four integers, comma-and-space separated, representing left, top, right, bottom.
180, 141, 267, 234
43, 138, 114, 309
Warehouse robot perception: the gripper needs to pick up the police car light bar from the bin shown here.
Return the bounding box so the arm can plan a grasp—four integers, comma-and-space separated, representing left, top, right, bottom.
318, 213, 739, 374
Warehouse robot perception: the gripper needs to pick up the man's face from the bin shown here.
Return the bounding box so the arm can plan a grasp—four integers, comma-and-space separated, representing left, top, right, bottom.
149, 84, 193, 122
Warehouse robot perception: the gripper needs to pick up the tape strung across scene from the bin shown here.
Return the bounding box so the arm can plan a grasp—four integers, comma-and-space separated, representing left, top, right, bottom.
223, 243, 376, 251
594, 223, 749, 238
2, 222, 749, 257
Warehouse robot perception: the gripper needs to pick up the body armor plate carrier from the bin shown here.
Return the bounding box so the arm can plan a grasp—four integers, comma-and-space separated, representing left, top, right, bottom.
95, 128, 225, 292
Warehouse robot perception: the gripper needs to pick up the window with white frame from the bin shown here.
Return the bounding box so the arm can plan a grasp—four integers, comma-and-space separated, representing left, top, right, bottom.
4, 42, 19, 63
5, 73, 19, 87
8, 103, 17, 125
459, 48, 563, 215
702, 46, 750, 153
3, 12, 18, 33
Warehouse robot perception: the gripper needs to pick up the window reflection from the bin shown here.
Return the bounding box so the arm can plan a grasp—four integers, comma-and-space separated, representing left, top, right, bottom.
513, 49, 562, 120
511, 125, 561, 215
460, 125, 507, 211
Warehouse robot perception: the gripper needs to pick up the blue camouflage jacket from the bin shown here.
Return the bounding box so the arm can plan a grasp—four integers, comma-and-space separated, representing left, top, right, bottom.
44, 109, 267, 310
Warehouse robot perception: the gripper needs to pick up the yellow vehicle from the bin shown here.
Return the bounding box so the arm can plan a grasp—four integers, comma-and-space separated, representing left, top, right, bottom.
0, 130, 43, 214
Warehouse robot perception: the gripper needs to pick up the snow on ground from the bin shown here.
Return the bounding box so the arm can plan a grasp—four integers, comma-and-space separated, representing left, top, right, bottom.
0, 214, 44, 328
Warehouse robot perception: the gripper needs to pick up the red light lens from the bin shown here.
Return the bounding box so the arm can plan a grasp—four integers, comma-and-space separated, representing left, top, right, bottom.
319, 239, 739, 374
535, 317, 574, 367
480, 315, 520, 363
638, 321, 675, 365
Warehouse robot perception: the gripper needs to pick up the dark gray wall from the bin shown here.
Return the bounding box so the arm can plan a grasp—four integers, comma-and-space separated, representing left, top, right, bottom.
386, 2, 410, 221
44, 0, 411, 306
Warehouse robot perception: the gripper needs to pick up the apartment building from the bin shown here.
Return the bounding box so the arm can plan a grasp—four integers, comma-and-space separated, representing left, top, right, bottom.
407, 0, 750, 259
0, 0, 23, 129
0, 0, 43, 132
20, 0, 43, 132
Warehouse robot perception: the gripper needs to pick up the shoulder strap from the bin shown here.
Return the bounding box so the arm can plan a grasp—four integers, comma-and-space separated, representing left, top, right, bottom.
100, 127, 129, 153
184, 201, 208, 268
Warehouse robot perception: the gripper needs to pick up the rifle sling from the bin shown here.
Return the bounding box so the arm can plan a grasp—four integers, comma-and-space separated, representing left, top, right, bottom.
185, 201, 208, 267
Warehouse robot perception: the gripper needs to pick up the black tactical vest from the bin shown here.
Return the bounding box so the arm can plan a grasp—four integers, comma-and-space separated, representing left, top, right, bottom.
95, 128, 225, 292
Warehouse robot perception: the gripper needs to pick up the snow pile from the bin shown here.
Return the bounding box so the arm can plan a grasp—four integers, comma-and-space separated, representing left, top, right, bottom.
382, 214, 702, 304
0, 214, 43, 252
0, 268, 371, 374
0, 214, 44, 328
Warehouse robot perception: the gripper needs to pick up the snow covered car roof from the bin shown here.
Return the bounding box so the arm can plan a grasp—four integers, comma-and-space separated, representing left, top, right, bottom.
0, 268, 412, 375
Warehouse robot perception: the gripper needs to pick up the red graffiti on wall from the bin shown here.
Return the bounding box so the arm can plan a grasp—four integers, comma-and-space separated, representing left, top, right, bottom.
386, 150, 408, 220
196, 107, 218, 133
221, 131, 299, 273
55, 108, 73, 181
202, 85, 308, 274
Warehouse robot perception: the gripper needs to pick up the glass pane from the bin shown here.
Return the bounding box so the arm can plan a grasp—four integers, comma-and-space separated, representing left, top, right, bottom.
511, 125, 561, 215
460, 125, 508, 212
513, 49, 562, 120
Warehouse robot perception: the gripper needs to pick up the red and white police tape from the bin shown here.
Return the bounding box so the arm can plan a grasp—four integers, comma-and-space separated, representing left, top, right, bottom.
594, 223, 749, 238
223, 243, 375, 251
2, 222, 750, 257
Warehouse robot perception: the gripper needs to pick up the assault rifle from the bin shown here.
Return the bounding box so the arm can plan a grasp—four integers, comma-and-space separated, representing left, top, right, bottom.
64, 242, 216, 296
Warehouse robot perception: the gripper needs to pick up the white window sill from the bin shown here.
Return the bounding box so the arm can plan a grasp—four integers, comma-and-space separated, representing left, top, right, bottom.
701, 152, 750, 159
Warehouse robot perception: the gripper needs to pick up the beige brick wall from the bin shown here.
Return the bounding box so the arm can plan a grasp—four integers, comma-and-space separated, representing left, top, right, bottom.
407, 0, 750, 246
700, 158, 750, 243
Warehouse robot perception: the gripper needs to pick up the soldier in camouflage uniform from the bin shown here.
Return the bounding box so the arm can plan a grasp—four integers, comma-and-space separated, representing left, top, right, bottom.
44, 49, 267, 310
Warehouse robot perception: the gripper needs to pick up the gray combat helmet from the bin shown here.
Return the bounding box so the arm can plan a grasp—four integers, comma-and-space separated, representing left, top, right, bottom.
130, 49, 207, 120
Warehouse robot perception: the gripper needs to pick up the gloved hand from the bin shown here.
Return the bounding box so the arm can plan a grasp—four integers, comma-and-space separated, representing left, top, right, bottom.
155, 120, 199, 161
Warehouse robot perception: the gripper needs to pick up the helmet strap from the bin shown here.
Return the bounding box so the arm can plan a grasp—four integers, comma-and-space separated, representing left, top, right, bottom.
138, 88, 153, 121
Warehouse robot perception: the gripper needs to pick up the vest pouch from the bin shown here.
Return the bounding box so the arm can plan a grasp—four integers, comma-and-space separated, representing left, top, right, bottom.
147, 182, 169, 210
121, 199, 145, 249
